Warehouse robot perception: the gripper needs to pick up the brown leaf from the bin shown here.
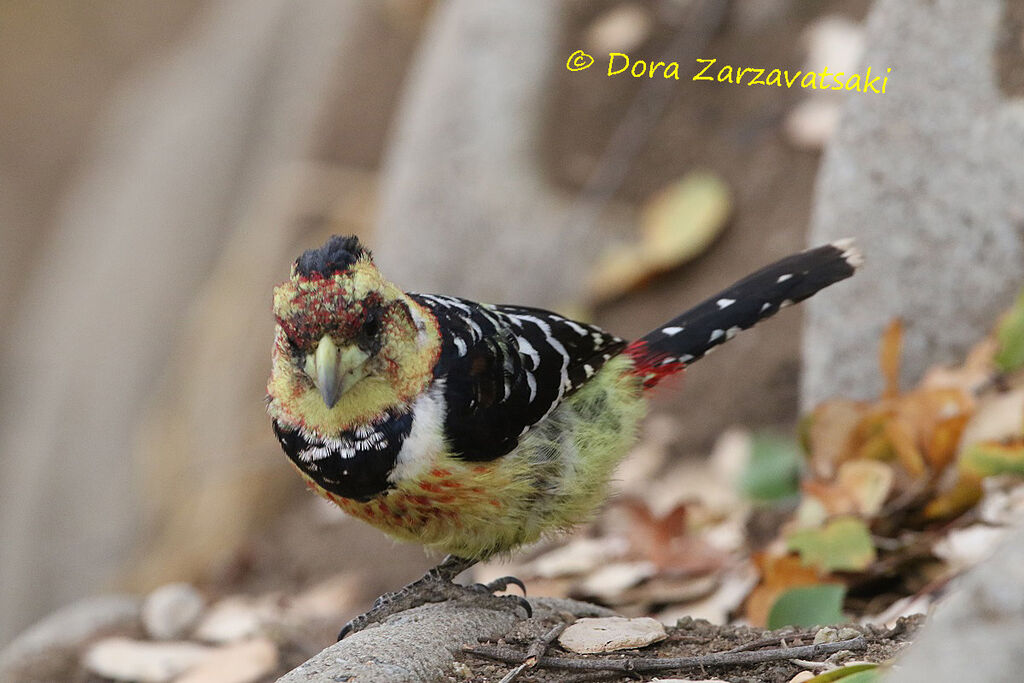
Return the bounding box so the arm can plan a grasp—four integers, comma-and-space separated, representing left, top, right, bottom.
880, 319, 905, 399
921, 473, 983, 521
618, 499, 728, 574
806, 400, 868, 478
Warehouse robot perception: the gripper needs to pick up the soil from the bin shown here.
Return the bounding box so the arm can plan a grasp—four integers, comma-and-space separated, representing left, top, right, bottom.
455, 615, 923, 683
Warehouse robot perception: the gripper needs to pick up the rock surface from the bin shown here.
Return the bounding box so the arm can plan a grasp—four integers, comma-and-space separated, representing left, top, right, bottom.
888, 523, 1024, 683
373, 0, 635, 308
276, 597, 614, 683
803, 0, 1024, 406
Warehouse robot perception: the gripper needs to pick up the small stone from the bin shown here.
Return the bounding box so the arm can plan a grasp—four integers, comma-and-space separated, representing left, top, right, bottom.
585, 3, 652, 54
528, 537, 628, 579
175, 638, 278, 683
193, 597, 270, 644
837, 627, 862, 640
142, 583, 205, 640
82, 637, 212, 683
450, 660, 474, 679
559, 616, 667, 654
0, 595, 140, 681
287, 573, 361, 621
813, 626, 839, 644
578, 562, 656, 600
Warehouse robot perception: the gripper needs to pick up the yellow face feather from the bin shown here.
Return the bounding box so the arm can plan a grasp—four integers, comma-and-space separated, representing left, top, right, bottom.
267, 256, 440, 433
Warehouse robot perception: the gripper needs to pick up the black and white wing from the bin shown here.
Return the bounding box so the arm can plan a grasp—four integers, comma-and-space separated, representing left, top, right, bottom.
409, 295, 627, 461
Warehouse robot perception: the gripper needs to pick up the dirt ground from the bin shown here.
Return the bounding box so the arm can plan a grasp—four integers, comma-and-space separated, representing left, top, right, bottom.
456, 615, 922, 683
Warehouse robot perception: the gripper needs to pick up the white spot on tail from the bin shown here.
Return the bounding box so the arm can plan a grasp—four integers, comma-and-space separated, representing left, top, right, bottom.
725, 326, 742, 339
777, 273, 793, 283
831, 237, 864, 268
663, 326, 684, 336
584, 364, 595, 377
709, 329, 725, 343
453, 337, 468, 357
717, 298, 736, 309
760, 302, 771, 313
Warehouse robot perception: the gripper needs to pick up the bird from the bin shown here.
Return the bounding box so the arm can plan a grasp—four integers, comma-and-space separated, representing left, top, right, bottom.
267, 234, 862, 638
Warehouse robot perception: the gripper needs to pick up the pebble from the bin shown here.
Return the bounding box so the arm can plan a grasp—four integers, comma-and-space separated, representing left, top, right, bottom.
82, 637, 212, 682
0, 594, 140, 679
559, 616, 667, 654
584, 3, 652, 54
176, 638, 278, 683
142, 582, 205, 640
193, 597, 271, 644
578, 562, 656, 600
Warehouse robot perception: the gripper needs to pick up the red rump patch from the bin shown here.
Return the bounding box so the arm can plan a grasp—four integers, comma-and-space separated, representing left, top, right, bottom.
625, 340, 686, 390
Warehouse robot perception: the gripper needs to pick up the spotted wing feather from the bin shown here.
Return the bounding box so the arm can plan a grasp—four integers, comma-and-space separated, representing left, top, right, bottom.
410, 295, 626, 461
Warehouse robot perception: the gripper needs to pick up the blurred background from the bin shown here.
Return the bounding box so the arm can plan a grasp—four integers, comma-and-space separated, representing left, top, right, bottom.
2, 0, 1022, 674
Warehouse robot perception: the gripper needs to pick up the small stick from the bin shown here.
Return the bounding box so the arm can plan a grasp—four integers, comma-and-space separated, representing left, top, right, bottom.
724, 631, 801, 653
496, 622, 569, 683
467, 636, 868, 674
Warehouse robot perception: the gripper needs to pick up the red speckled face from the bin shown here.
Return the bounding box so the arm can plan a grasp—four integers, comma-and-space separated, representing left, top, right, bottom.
274, 274, 384, 353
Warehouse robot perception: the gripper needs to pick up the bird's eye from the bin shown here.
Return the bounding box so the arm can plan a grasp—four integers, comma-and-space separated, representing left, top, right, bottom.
363, 313, 381, 338
357, 307, 384, 352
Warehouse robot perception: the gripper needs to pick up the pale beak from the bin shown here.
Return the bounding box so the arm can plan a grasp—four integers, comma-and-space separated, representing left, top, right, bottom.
306, 335, 370, 408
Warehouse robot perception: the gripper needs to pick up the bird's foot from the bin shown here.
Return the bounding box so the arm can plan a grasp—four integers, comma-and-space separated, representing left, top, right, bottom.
338, 559, 531, 640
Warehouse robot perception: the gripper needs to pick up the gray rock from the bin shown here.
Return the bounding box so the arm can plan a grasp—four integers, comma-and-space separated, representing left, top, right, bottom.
374, 0, 635, 307
0, 594, 139, 682
886, 523, 1024, 683
803, 0, 1024, 407
142, 583, 205, 640
276, 597, 614, 683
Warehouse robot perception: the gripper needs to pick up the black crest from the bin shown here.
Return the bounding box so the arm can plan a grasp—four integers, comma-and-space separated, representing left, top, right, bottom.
295, 235, 370, 277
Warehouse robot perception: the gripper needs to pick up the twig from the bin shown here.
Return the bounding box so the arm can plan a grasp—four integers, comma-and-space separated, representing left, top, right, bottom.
496, 622, 569, 683
466, 636, 868, 674
723, 631, 801, 653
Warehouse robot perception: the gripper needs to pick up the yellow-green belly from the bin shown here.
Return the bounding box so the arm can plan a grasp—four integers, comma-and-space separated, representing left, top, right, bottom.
299, 356, 646, 559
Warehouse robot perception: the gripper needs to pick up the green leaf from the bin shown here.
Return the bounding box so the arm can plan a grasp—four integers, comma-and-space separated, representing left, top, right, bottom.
836, 670, 882, 683
787, 516, 877, 572
805, 663, 879, 682
740, 433, 802, 502
767, 584, 846, 628
995, 291, 1024, 373
960, 441, 1024, 478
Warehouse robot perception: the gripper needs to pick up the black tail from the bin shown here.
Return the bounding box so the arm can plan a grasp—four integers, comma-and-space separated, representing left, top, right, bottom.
625, 239, 862, 389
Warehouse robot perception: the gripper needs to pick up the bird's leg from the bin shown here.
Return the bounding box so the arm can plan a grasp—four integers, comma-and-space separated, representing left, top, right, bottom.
338, 554, 531, 639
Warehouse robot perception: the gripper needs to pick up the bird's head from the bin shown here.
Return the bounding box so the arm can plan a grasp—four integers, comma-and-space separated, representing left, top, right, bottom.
267, 235, 440, 433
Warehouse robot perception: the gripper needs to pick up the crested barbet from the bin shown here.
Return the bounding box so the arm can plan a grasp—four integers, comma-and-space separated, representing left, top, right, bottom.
267, 235, 862, 637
